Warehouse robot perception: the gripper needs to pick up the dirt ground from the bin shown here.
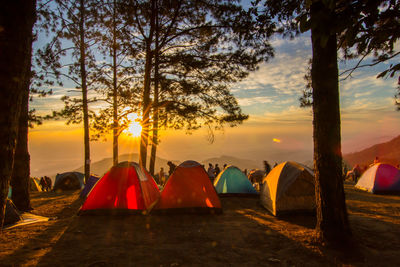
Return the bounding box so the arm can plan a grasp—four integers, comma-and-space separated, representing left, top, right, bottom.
1, 181, 399, 266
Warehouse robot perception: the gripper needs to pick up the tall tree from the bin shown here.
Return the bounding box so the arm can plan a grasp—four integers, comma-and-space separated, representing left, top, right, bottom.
89, 0, 141, 166
122, 0, 274, 170
0, 0, 36, 229
10, 0, 60, 211
10, 82, 32, 212
252, 0, 353, 245
309, 1, 350, 244
37, 0, 99, 183
149, 0, 160, 175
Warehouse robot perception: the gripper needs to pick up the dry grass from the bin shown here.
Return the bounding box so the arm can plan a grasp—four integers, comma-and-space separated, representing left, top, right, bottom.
1, 181, 399, 266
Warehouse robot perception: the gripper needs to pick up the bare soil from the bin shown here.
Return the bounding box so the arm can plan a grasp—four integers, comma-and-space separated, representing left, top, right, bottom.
1, 181, 399, 266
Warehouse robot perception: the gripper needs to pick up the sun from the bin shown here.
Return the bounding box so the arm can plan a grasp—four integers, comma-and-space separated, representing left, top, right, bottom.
127, 121, 142, 137
125, 113, 142, 137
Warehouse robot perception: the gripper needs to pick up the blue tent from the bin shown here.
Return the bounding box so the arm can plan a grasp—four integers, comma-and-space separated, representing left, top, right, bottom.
80, 175, 100, 198
214, 166, 258, 196
54, 172, 85, 191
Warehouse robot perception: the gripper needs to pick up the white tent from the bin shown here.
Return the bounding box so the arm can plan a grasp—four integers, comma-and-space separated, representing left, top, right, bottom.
356, 163, 400, 194
260, 161, 315, 216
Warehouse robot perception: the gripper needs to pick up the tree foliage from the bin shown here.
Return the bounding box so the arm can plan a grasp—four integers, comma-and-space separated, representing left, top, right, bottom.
36, 0, 101, 182
119, 0, 275, 166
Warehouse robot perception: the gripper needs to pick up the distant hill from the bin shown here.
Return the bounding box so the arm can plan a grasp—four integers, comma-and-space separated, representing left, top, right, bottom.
201, 155, 262, 171
74, 154, 263, 176
73, 153, 179, 176
343, 135, 400, 167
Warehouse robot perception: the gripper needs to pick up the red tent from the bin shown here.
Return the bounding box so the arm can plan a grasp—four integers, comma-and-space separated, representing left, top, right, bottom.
79, 162, 160, 215
154, 160, 221, 214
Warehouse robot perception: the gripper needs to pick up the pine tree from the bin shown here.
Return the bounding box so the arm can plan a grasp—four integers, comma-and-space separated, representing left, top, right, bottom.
252, 0, 351, 245
0, 0, 36, 229
37, 0, 100, 183
89, 0, 141, 166
121, 0, 274, 170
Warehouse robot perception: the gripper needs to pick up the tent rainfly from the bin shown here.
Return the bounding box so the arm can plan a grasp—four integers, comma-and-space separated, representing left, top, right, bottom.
356, 163, 400, 194
80, 175, 100, 198
260, 161, 315, 216
79, 162, 160, 215
214, 165, 258, 196
54, 172, 85, 191
154, 160, 222, 214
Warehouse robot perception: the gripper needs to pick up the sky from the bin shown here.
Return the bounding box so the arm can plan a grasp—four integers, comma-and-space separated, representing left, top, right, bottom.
29, 19, 400, 177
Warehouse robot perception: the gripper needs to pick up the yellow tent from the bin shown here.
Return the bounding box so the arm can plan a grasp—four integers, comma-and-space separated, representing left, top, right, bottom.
30, 177, 42, 192
260, 161, 315, 216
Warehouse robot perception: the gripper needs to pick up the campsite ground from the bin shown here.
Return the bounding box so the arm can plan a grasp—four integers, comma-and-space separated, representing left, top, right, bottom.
1, 182, 399, 266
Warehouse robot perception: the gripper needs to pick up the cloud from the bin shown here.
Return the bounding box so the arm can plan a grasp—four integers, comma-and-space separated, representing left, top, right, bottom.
238, 96, 274, 106
354, 91, 373, 98
246, 105, 312, 125
236, 39, 311, 98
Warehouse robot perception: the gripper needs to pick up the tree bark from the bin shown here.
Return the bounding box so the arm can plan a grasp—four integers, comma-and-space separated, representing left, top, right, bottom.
310, 1, 351, 245
112, 0, 119, 167
149, 0, 160, 176
79, 0, 91, 183
139, 0, 156, 169
11, 76, 32, 212
0, 0, 36, 229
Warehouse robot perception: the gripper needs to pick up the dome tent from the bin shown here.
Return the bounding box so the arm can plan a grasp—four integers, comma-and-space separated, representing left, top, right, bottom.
54, 172, 85, 191
213, 165, 258, 196
80, 174, 100, 198
260, 161, 315, 216
4, 198, 22, 227
30, 177, 42, 191
154, 160, 221, 214
356, 163, 400, 194
79, 162, 160, 215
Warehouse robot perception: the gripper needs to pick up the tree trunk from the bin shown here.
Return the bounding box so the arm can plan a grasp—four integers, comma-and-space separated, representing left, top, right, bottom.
79, 0, 90, 183
112, 0, 119, 167
310, 1, 351, 245
11, 75, 32, 212
139, 0, 156, 169
149, 0, 160, 176
0, 0, 36, 229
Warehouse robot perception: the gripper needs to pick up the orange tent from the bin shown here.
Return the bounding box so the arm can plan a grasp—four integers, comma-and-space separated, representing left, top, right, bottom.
79, 162, 160, 215
154, 160, 221, 214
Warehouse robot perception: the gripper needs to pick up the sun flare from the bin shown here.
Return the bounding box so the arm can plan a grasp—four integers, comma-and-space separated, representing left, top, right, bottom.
125, 113, 142, 137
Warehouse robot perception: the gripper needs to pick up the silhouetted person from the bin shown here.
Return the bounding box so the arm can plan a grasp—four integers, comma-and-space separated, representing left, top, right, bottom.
214, 164, 221, 176
207, 163, 215, 182
159, 167, 165, 186
263, 160, 271, 175
45, 176, 52, 191
223, 164, 227, 169
167, 161, 176, 176
39, 177, 47, 191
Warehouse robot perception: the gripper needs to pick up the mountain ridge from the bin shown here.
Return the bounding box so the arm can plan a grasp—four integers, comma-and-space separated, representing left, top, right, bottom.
343, 135, 400, 167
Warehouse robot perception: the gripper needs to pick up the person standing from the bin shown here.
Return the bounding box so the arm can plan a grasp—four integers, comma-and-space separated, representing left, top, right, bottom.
39, 177, 47, 191
207, 163, 215, 183
263, 160, 271, 175
159, 167, 165, 186
45, 176, 52, 191
214, 164, 221, 177
167, 161, 176, 176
